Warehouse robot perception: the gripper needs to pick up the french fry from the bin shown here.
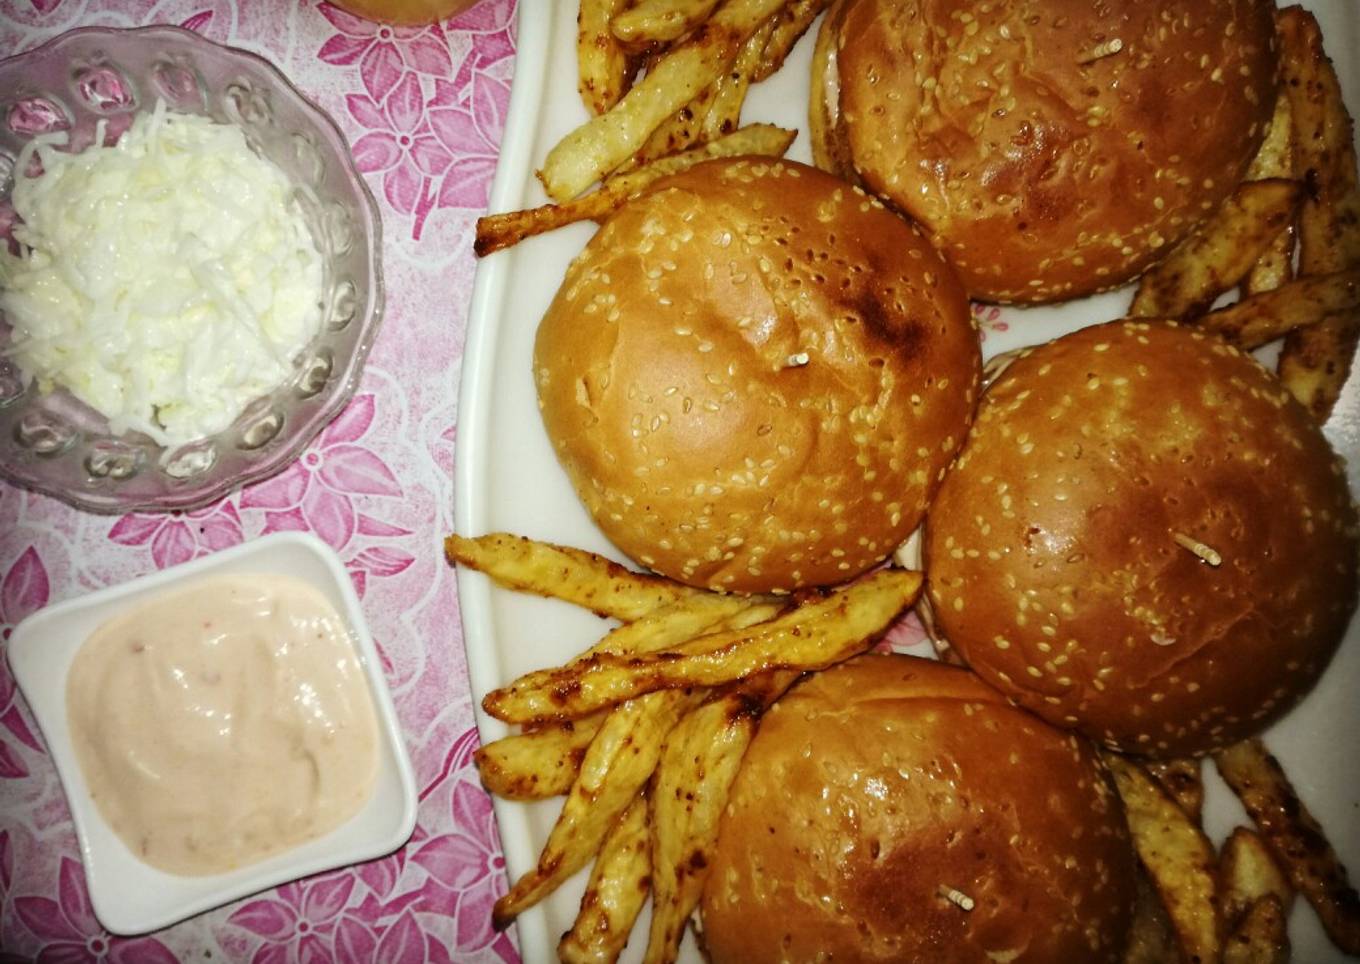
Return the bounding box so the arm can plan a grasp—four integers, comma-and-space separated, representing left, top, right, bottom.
1214, 739, 1360, 954
1245, 90, 1297, 297
1129, 179, 1303, 319
1123, 868, 1178, 964
1224, 896, 1290, 964
558, 792, 652, 964
635, 41, 671, 78
475, 713, 605, 800
752, 0, 830, 82
475, 123, 797, 255
1144, 757, 1205, 823
483, 569, 922, 724
644, 697, 757, 963
1220, 828, 1294, 931
541, 0, 790, 201
1277, 312, 1360, 421
1104, 754, 1220, 964
699, 19, 775, 142
578, 0, 635, 116
1247, 224, 1297, 298
1275, 7, 1360, 420
578, 594, 786, 662
477, 595, 785, 799
611, 0, 724, 47
445, 532, 702, 620
630, 83, 724, 168
1248, 87, 1298, 184
1246, 221, 1297, 299
1278, 8, 1360, 275
644, 670, 798, 963
493, 688, 703, 928
1198, 267, 1360, 349
808, 0, 853, 177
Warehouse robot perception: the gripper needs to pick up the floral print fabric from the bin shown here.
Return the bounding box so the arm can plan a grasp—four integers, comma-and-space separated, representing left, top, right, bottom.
0, 1, 518, 960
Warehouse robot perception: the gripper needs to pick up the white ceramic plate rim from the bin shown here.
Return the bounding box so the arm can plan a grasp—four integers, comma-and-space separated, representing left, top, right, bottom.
455, 6, 554, 957
6, 531, 419, 936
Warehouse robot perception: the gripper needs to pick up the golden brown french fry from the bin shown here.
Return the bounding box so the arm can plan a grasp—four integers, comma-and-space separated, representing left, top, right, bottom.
699, 19, 774, 141
445, 532, 702, 620
644, 671, 798, 963
475, 124, 797, 255
808, 0, 853, 177
541, 0, 789, 200
483, 569, 922, 724
1224, 896, 1290, 964
1245, 90, 1297, 297
645, 698, 756, 963
1248, 87, 1297, 184
558, 792, 652, 964
1129, 179, 1303, 319
635, 41, 670, 78
578, 0, 634, 116
1278, 314, 1360, 421
577, 594, 786, 662
1199, 268, 1360, 349
1123, 869, 1178, 964
1221, 827, 1294, 931
1275, 7, 1360, 420
1214, 739, 1360, 954
1278, 8, 1360, 275
753, 0, 830, 82
630, 83, 724, 167
475, 713, 605, 800
1104, 754, 1220, 964
1144, 757, 1205, 824
493, 688, 702, 928
611, 0, 723, 47
1246, 223, 1297, 299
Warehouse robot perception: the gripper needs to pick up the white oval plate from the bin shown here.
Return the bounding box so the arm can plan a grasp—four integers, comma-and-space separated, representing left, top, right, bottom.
455, 4, 1360, 961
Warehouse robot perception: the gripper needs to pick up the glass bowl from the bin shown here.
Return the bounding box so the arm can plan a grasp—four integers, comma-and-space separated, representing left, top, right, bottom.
0, 26, 385, 513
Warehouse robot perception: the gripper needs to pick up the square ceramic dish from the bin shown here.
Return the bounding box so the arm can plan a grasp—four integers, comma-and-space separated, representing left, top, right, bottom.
5, 532, 417, 936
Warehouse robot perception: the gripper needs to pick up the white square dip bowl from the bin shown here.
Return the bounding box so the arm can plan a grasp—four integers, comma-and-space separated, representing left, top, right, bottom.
6, 531, 417, 935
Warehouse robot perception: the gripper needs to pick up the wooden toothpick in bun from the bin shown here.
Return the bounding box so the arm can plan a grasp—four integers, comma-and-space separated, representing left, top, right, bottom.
700, 654, 1136, 963
535, 157, 981, 593
813, 0, 1280, 303
925, 320, 1360, 757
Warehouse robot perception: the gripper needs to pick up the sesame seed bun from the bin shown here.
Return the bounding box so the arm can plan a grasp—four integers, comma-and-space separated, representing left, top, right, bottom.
700, 654, 1136, 963
534, 158, 981, 593
812, 0, 1280, 303
924, 320, 1360, 757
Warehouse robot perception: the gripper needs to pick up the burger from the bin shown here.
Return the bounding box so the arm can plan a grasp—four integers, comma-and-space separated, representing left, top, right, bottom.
924, 320, 1360, 757
700, 654, 1137, 963
811, 0, 1280, 303
534, 157, 981, 594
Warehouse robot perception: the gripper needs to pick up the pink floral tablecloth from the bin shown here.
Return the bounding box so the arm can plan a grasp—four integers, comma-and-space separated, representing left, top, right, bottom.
0, 2, 519, 961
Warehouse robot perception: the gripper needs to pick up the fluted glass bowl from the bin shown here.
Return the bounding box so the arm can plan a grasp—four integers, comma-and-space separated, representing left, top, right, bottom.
0, 26, 384, 513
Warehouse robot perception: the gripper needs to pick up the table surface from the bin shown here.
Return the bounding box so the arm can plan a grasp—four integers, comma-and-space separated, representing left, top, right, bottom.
0, 2, 520, 961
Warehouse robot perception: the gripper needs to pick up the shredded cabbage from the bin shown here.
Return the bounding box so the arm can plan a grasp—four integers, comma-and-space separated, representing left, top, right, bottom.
0, 101, 324, 445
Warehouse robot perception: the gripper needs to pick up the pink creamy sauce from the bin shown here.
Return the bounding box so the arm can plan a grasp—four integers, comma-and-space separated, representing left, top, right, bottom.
66, 573, 379, 876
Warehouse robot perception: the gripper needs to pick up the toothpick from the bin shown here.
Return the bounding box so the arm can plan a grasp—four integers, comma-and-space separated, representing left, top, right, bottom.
1079, 38, 1123, 64
937, 885, 975, 911
1172, 531, 1222, 567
